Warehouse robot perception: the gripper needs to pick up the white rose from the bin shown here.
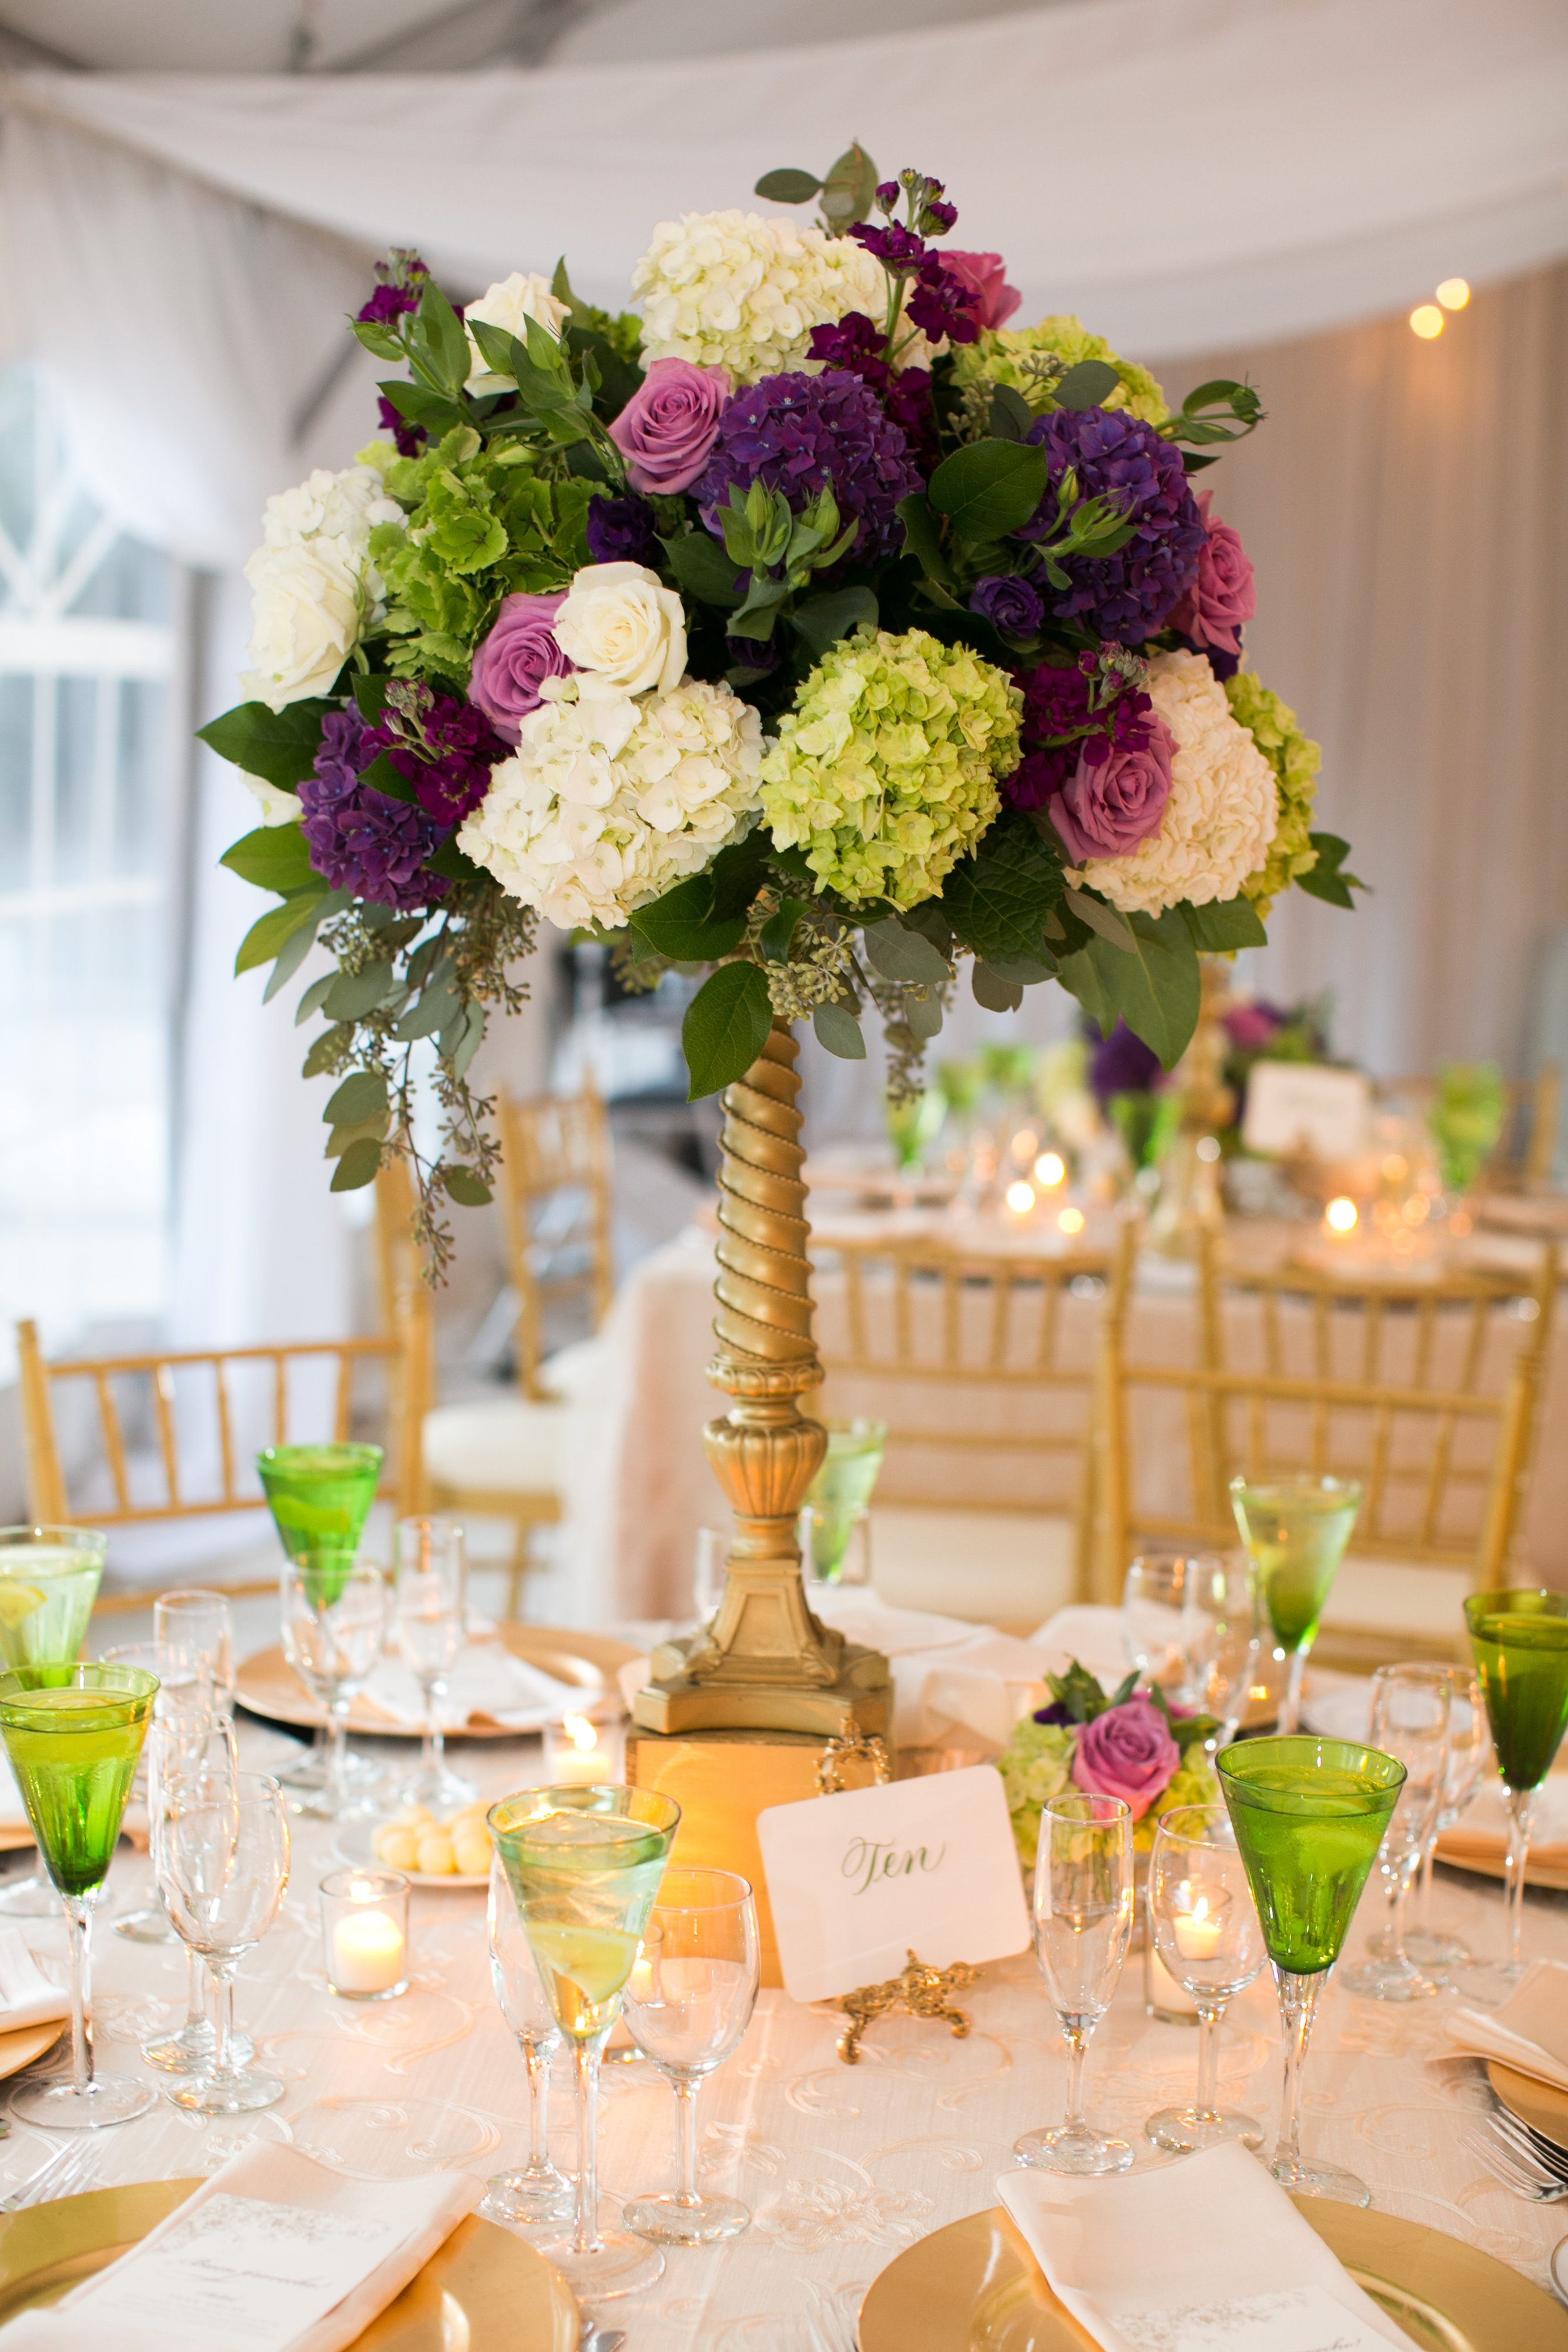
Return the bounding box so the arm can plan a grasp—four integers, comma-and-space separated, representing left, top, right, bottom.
241, 781, 304, 827
464, 271, 571, 395
553, 564, 687, 698
238, 537, 364, 711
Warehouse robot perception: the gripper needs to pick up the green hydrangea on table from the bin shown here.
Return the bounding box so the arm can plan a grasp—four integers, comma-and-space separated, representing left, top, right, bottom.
952, 317, 1170, 425
995, 1660, 1220, 1868
1229, 672, 1322, 917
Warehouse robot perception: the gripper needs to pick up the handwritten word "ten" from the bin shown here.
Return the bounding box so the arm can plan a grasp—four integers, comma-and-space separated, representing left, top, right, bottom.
841, 1838, 947, 1897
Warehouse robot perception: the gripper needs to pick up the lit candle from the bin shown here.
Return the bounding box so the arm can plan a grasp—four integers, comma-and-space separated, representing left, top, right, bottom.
320, 1868, 411, 2000
544, 1712, 624, 1787
1143, 1942, 1199, 2020
1324, 1195, 1358, 1236
1172, 1890, 1226, 1962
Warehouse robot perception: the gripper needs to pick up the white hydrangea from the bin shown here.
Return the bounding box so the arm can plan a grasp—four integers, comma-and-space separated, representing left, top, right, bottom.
632, 211, 885, 383
240, 464, 404, 711
1067, 650, 1279, 916
464, 270, 571, 395
457, 672, 765, 930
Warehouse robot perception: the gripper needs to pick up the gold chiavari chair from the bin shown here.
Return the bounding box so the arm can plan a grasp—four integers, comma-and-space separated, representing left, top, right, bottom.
499, 1082, 615, 1402
811, 1232, 1115, 1631
1091, 1223, 1558, 1666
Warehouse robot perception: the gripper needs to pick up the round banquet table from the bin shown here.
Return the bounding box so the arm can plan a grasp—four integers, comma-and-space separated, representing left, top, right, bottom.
8, 1710, 1565, 2348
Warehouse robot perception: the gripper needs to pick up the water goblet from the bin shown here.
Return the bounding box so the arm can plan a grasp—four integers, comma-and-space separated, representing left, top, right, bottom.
1401, 1666, 1488, 1970
1218, 1735, 1404, 2204
157, 1768, 290, 2112
1462, 1587, 1568, 2000
482, 1850, 573, 2228
1122, 1550, 1224, 1707
1187, 1559, 1262, 1745
152, 1589, 235, 1714
802, 1421, 886, 1584
1145, 1804, 1265, 2153
622, 1866, 760, 2245
141, 1715, 252, 2075
1014, 1793, 1135, 2175
1229, 1475, 1362, 1734
393, 1516, 475, 1810
0, 1660, 158, 2127
0, 1527, 108, 1920
490, 1783, 681, 2299
279, 1559, 386, 1821
1341, 1665, 1450, 2001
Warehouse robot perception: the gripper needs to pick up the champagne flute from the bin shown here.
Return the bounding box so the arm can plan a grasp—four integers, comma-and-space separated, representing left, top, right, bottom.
1401, 1666, 1488, 1969
152, 1589, 235, 1714
278, 1560, 386, 1821
157, 1769, 290, 2113
1340, 1666, 1450, 2001
1230, 1476, 1362, 1735
1014, 1793, 1135, 2175
0, 1660, 157, 2127
1219, 1735, 1404, 2204
622, 1867, 760, 2245
1463, 1587, 1568, 2000
0, 1527, 107, 1921
141, 1715, 250, 2075
482, 1850, 573, 2228
490, 1783, 680, 2299
393, 1517, 475, 1810
1145, 1804, 1265, 2153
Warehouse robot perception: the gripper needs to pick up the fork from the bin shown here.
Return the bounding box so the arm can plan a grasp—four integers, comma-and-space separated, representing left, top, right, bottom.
1492, 2111, 1568, 2181
0, 2142, 93, 2213
1465, 2124, 1568, 2203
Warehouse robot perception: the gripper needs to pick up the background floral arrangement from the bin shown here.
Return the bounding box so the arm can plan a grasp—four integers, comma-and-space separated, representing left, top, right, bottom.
203, 144, 1361, 1267
995, 1660, 1219, 1866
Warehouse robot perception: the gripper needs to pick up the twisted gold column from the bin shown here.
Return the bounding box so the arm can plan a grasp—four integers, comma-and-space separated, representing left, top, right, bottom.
634, 1021, 891, 1737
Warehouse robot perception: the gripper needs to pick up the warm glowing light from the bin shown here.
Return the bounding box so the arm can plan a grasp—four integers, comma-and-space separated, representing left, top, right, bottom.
563, 1713, 598, 1752
1010, 1126, 1041, 1167
1033, 1150, 1067, 1189
1380, 1153, 1409, 1184
1409, 304, 1444, 340
1436, 277, 1471, 311
1005, 1180, 1036, 1215
1402, 1193, 1431, 1226
1057, 1204, 1086, 1236
1325, 1196, 1359, 1233
1195, 1135, 1221, 1164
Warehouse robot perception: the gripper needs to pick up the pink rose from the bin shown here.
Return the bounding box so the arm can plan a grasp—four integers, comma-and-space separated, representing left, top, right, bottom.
609, 358, 731, 496
1051, 716, 1175, 864
1166, 490, 1256, 657
1071, 1698, 1180, 1820
467, 592, 574, 743
941, 251, 1022, 332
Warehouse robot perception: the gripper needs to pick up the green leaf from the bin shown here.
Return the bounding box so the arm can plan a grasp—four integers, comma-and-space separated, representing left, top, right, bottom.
351, 674, 393, 723
632, 837, 766, 959
295, 972, 336, 1026
326, 1108, 389, 1157
358, 750, 420, 807
221, 824, 315, 895
234, 890, 324, 976
982, 951, 1056, 984
394, 983, 458, 1042
1180, 894, 1268, 951
444, 1002, 487, 1081
443, 1166, 493, 1208
789, 586, 877, 660
1052, 359, 1121, 412
262, 914, 320, 1002
818, 142, 879, 233
302, 1024, 350, 1078
861, 919, 950, 985
940, 813, 1066, 964
1064, 887, 1136, 954
1295, 832, 1366, 909
972, 963, 1024, 1013
895, 492, 954, 588
415, 278, 472, 397
812, 1001, 866, 1059
422, 833, 482, 884
330, 1137, 383, 1192
988, 384, 1036, 442
928, 441, 1052, 542
754, 167, 822, 203
198, 700, 332, 788
324, 961, 397, 1019
682, 962, 772, 1099
760, 896, 809, 962
325, 1069, 388, 1126
1057, 907, 1201, 1071
904, 989, 944, 1041
379, 379, 468, 436
659, 531, 744, 610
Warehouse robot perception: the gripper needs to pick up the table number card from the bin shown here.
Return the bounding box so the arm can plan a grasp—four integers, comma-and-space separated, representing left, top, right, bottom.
756, 1764, 1030, 2003
1242, 1061, 1371, 1162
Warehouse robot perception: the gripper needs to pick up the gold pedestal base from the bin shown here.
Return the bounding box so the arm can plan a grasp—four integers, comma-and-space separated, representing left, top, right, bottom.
636, 1631, 890, 1739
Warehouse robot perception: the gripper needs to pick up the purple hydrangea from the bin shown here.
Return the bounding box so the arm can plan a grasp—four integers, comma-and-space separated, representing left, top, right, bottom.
694, 368, 923, 564
1022, 406, 1205, 642
586, 492, 661, 567
299, 710, 448, 911
805, 314, 936, 462
372, 689, 505, 828
1089, 1019, 1164, 1103
970, 575, 1044, 636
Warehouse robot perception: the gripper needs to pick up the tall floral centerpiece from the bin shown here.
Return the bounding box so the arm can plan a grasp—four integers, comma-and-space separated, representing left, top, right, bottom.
204, 148, 1358, 1739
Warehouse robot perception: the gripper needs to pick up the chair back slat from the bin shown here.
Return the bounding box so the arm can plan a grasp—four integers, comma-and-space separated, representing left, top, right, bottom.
497, 1086, 614, 1400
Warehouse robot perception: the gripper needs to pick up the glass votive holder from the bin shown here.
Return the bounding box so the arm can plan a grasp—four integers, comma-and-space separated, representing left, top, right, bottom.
321, 1868, 410, 2001
1143, 1935, 1200, 2024
541, 1712, 627, 1788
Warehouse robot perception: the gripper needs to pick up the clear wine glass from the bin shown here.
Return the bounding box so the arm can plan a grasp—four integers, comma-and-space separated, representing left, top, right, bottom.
1014, 1793, 1135, 2175
1122, 1552, 1222, 1707
1342, 1665, 1451, 2001
482, 1850, 573, 2229
393, 1517, 475, 1810
1398, 1666, 1488, 1971
1187, 1560, 1262, 1746
1145, 1804, 1265, 2152
152, 1590, 235, 1714
622, 1866, 760, 2245
279, 1560, 385, 1821
157, 1768, 290, 2114
141, 1716, 252, 2076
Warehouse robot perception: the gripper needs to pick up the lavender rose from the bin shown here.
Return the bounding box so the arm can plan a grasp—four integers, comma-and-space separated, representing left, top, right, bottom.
1071, 1698, 1180, 1820
1165, 490, 1256, 657
467, 591, 574, 744
1049, 716, 1176, 864
941, 249, 1022, 331
609, 357, 731, 496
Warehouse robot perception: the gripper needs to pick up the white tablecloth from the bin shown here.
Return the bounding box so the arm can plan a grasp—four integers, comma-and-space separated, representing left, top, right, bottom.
9, 1712, 1564, 2348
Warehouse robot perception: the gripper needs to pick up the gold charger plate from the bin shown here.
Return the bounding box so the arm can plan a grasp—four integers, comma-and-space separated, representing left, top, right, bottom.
236, 1624, 637, 1740
0, 2179, 578, 2348
1488, 2058, 1568, 2152
0, 2021, 63, 2082
859, 2200, 1568, 2351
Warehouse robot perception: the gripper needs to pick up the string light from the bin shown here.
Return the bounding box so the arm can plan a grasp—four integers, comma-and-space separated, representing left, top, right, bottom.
1436, 277, 1471, 310
1409, 304, 1444, 341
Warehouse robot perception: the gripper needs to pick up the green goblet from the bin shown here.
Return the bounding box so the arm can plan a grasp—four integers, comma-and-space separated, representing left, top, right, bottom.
1229, 1475, 1361, 1735
802, 1420, 887, 1584
1463, 1588, 1568, 1999
0, 1662, 158, 2128
0, 1527, 108, 1921
1219, 1735, 1404, 2206
256, 1443, 383, 1608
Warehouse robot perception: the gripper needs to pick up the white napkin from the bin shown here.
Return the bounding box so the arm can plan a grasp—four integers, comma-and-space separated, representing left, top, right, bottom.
361, 1643, 590, 1732
1028, 1603, 1133, 1688
1000, 2143, 1407, 2352
1445, 1958, 1568, 2092
1438, 1772, 1568, 1872
0, 1931, 66, 2032
0, 2144, 481, 2352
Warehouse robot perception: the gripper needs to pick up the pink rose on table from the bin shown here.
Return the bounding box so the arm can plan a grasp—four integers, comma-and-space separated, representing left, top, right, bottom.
467, 592, 574, 743
609, 358, 732, 495
941, 251, 1022, 331
1049, 717, 1175, 864
1071, 1698, 1180, 1820
1165, 490, 1256, 656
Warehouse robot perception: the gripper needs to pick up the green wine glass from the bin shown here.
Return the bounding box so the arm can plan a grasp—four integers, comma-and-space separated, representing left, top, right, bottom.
1229, 1475, 1362, 1734
256, 1443, 383, 1609
803, 1420, 887, 1584
1218, 1735, 1404, 2206
1463, 1588, 1568, 1999
0, 1661, 158, 2128
490, 1783, 680, 2300
0, 1528, 107, 1922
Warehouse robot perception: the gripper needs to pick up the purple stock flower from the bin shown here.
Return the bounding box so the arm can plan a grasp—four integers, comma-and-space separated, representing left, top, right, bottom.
906, 256, 980, 346
1024, 406, 1205, 642
924, 198, 958, 235
371, 688, 506, 828
1090, 1020, 1165, 1102
970, 575, 1044, 636
586, 492, 661, 567
1002, 655, 1165, 823
299, 709, 448, 912
1071, 1697, 1179, 1819
694, 368, 922, 564
376, 394, 426, 460
876, 180, 901, 210
852, 219, 928, 270
356, 251, 430, 326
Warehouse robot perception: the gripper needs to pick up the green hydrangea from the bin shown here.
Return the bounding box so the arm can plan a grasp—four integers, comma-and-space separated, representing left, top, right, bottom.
1135, 1744, 1220, 1854
995, 1720, 1076, 1869
952, 317, 1170, 426
760, 626, 1022, 909
1227, 671, 1322, 916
